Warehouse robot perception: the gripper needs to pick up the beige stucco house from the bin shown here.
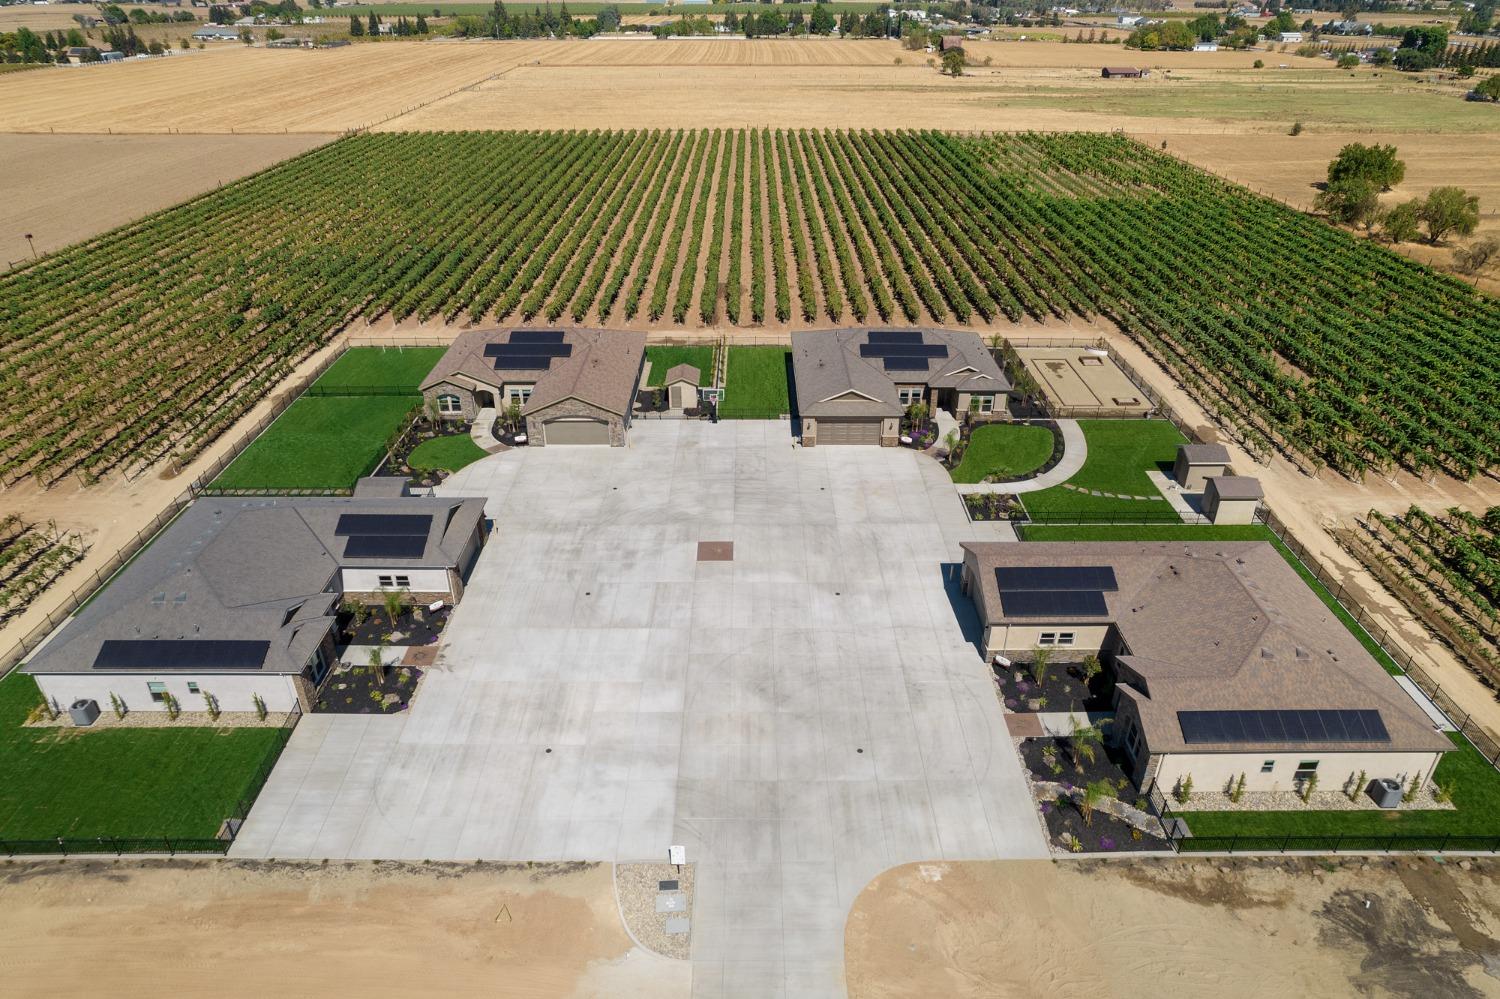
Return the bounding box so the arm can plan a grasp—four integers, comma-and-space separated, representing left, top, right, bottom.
790, 328, 1010, 446
959, 541, 1452, 799
420, 327, 646, 447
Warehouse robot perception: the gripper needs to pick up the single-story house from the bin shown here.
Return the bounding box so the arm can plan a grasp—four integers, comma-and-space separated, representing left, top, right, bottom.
1202, 475, 1264, 524
1193, 40, 1219, 51
99, 50, 124, 61
791, 328, 1010, 446
959, 541, 1453, 797
1117, 14, 1145, 26
1278, 30, 1304, 42
1324, 19, 1373, 34
420, 327, 647, 447
24, 495, 486, 715
193, 24, 241, 40
1172, 442, 1230, 490
664, 364, 701, 413
1101, 66, 1148, 78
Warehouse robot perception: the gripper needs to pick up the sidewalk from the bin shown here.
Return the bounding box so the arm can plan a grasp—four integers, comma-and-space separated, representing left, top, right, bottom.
955, 419, 1087, 496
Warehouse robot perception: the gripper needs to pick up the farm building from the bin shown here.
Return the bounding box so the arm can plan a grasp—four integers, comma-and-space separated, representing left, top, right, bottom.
664, 364, 701, 413
791, 328, 1009, 446
1172, 443, 1231, 491
1324, 19, 1373, 34
23, 495, 487, 715
1193, 40, 1219, 51
1101, 66, 1148, 78
1202, 475, 1264, 524
1278, 30, 1304, 42
192, 24, 240, 40
421, 327, 646, 447
940, 35, 965, 52
959, 541, 1453, 799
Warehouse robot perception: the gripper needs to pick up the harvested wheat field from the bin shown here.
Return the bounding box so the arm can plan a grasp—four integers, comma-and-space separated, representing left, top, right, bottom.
0, 132, 332, 264
0, 42, 568, 134
846, 858, 1500, 999
0, 859, 686, 998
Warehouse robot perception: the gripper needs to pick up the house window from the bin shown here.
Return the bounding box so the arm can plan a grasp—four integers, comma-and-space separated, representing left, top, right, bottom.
1122, 718, 1143, 761
147, 681, 167, 703
508, 386, 533, 404
897, 387, 923, 407
969, 394, 994, 414
376, 574, 410, 589
1261, 760, 1276, 773
187, 682, 200, 694
1294, 760, 1319, 783
1038, 632, 1076, 647
437, 394, 462, 415
377, 574, 394, 588
394, 575, 411, 589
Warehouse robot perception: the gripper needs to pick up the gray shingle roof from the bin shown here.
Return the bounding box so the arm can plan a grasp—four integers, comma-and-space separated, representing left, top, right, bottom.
790, 328, 1010, 418
25, 496, 484, 677
1178, 443, 1231, 465
1206, 475, 1264, 501
663, 363, 701, 387
961, 541, 1451, 755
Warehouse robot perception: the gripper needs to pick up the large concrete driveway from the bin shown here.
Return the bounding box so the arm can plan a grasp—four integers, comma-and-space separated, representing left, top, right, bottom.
232, 421, 1046, 997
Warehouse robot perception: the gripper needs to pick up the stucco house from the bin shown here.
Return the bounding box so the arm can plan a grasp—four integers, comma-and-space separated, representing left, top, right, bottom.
24, 495, 486, 715
420, 327, 646, 447
664, 364, 701, 412
959, 541, 1452, 798
790, 328, 1010, 446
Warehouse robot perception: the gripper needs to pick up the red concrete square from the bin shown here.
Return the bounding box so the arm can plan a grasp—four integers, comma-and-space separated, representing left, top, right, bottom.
696, 541, 734, 562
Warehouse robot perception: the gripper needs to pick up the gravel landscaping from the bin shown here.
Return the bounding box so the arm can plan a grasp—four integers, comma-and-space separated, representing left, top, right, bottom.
994, 658, 1111, 715
615, 862, 694, 960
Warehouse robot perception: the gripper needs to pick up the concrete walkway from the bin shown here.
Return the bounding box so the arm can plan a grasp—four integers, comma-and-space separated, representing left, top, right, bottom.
932, 409, 961, 450
1145, 469, 1209, 524
469, 407, 505, 454
954, 419, 1086, 496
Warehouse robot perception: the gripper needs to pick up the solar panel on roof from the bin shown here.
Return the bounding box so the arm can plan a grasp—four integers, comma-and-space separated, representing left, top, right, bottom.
335, 514, 431, 537
883, 357, 933, 372
484, 342, 572, 359
995, 566, 1119, 592
866, 330, 924, 345
492, 355, 555, 371
858, 344, 949, 359
1177, 710, 1389, 745
998, 589, 1109, 618
343, 535, 429, 559
93, 639, 269, 671
509, 330, 565, 344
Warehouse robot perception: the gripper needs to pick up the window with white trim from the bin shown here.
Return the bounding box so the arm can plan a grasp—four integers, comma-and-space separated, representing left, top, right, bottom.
187, 682, 200, 694
969, 394, 995, 413
1260, 760, 1275, 773
897, 387, 923, 407
437, 394, 462, 414
508, 385, 533, 404
1038, 631, 1076, 647
377, 574, 395, 588
148, 681, 167, 702
394, 575, 411, 588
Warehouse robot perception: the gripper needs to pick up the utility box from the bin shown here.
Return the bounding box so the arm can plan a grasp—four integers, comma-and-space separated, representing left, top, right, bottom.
1367, 777, 1403, 809
69, 698, 101, 727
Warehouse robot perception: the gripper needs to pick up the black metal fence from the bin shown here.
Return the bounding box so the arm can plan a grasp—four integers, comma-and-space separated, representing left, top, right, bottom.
0, 707, 301, 858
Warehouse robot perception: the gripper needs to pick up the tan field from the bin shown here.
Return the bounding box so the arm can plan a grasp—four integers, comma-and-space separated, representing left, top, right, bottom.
0, 132, 331, 264
847, 858, 1500, 998
0, 2, 189, 31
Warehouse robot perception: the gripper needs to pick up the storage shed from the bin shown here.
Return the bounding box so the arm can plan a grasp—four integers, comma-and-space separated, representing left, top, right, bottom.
1203, 475, 1264, 524
664, 364, 701, 412
1172, 443, 1231, 490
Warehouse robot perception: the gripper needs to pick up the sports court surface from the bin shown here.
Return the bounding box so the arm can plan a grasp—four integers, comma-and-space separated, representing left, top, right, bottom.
1015, 345, 1153, 415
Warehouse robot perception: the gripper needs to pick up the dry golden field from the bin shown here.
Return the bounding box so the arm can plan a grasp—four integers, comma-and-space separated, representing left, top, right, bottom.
0, 132, 331, 264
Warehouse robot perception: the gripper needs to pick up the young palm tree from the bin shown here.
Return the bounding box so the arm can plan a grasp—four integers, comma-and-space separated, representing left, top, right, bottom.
1079, 779, 1114, 827
1031, 645, 1053, 686
1070, 720, 1105, 770
382, 588, 404, 629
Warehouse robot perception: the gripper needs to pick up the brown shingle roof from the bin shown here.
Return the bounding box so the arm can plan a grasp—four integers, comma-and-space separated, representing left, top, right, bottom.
791, 328, 1010, 418
961, 541, 1451, 755
663, 363, 701, 386
421, 327, 645, 418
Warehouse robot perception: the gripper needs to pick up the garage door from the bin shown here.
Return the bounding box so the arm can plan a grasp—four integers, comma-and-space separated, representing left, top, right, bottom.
819, 419, 881, 445
543, 418, 611, 446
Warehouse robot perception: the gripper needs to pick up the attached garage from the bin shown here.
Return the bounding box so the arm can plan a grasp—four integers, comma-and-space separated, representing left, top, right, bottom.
817, 418, 882, 445
542, 417, 611, 446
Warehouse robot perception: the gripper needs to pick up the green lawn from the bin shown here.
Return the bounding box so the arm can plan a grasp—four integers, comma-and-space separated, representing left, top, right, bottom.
212, 395, 418, 491
645, 346, 714, 387
1178, 735, 1500, 846
721, 347, 791, 418
1020, 523, 1404, 674
0, 673, 289, 843
312, 346, 445, 391
407, 433, 486, 473
1021, 419, 1186, 521
951, 423, 1055, 484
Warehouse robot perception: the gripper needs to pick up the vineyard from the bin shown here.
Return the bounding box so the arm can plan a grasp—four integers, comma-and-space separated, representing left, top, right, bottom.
0, 516, 86, 626
1353, 507, 1500, 684
1, 129, 1497, 485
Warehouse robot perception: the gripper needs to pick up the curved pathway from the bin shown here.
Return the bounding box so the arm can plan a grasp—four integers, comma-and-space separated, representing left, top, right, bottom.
954, 419, 1086, 496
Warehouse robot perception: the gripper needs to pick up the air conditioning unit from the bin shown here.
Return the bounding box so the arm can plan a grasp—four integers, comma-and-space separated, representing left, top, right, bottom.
1367, 777, 1403, 809
69, 698, 101, 727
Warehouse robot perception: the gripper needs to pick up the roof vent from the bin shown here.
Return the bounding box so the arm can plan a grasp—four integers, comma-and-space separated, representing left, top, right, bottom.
1295, 647, 1310, 660
173, 593, 188, 606
150, 592, 166, 606
1261, 648, 1275, 659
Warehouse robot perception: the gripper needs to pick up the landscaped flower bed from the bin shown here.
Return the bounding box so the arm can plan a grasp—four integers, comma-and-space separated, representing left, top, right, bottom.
995, 657, 1112, 714
378, 420, 473, 487
1020, 736, 1171, 853
315, 661, 423, 715
340, 605, 447, 647
964, 493, 1024, 522
901, 416, 937, 449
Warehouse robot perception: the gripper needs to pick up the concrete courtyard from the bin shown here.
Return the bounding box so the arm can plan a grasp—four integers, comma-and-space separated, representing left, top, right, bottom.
232, 420, 1047, 997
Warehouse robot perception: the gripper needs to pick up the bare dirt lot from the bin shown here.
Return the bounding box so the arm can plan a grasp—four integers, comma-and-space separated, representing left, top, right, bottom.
0, 859, 687, 998
847, 858, 1500, 999
0, 132, 332, 263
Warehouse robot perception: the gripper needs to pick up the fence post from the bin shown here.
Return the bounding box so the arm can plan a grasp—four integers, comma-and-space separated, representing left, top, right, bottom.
164, 837, 172, 856
1333, 834, 1341, 854
1282, 833, 1291, 854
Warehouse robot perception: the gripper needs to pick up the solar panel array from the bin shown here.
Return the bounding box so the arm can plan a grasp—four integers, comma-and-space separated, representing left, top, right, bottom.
1178, 709, 1391, 745
484, 329, 573, 371
93, 639, 270, 671
995, 564, 1118, 619
859, 330, 949, 374
339, 512, 432, 560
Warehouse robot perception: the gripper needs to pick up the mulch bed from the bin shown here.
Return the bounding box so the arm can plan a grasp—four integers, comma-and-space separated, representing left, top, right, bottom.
1020, 735, 1136, 791
315, 662, 423, 714
1021, 736, 1172, 853
378, 424, 472, 486
995, 660, 1112, 714
341, 608, 448, 647
1037, 789, 1173, 854
964, 493, 1023, 522
900, 418, 937, 449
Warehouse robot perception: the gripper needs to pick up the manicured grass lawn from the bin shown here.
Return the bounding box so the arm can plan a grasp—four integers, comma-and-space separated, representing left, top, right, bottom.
645, 346, 714, 387
313, 346, 445, 391
1021, 523, 1404, 674
1178, 735, 1500, 845
0, 673, 289, 842
407, 433, 486, 473
950, 423, 1055, 484
721, 347, 791, 418
213, 395, 418, 491
1021, 419, 1187, 521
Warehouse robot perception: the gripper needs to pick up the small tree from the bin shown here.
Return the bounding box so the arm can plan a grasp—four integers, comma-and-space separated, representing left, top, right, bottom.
203, 690, 220, 720
1289, 120, 1304, 136
1174, 773, 1193, 804
163, 690, 180, 720
1230, 772, 1247, 803
942, 428, 960, 462
1419, 186, 1480, 244
1079, 779, 1114, 827
1030, 645, 1054, 686
1081, 654, 1102, 685
941, 47, 965, 76
368, 645, 386, 685
1069, 719, 1105, 770
1301, 771, 1318, 803
253, 692, 268, 722
382, 587, 404, 628
109, 691, 126, 719
1380, 199, 1423, 243
1350, 769, 1366, 802
1315, 175, 1380, 229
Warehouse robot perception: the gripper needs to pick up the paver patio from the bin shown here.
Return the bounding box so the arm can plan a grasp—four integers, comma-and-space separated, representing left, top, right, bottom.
231, 420, 1046, 997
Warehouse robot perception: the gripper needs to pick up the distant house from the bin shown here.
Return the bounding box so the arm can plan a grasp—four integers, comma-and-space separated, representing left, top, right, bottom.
64, 45, 93, 63
1117, 13, 1145, 26
941, 35, 965, 52
1192, 40, 1219, 51
99, 50, 124, 62
1278, 30, 1304, 43
1325, 19, 1373, 34
193, 24, 241, 40
1101, 66, 1147, 78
